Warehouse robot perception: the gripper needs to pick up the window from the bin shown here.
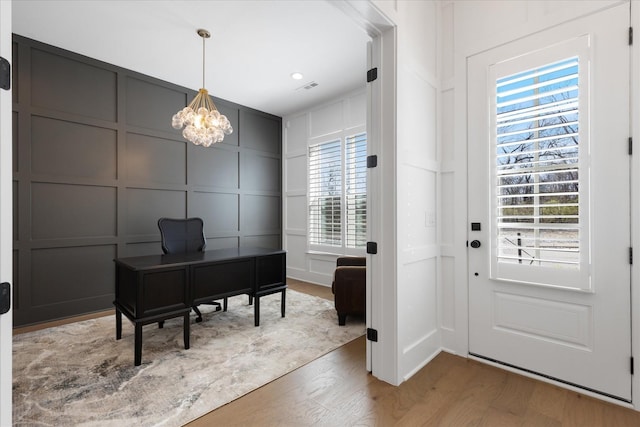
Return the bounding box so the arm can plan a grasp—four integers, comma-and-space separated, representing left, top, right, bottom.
492, 51, 588, 289
308, 133, 367, 251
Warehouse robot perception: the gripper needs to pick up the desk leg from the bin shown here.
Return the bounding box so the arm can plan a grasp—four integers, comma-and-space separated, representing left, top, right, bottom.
134, 323, 143, 366
183, 313, 190, 350
281, 290, 286, 318
115, 308, 122, 340
254, 296, 260, 327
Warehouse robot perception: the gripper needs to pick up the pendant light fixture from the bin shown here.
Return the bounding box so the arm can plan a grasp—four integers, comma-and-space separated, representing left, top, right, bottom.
172, 29, 233, 147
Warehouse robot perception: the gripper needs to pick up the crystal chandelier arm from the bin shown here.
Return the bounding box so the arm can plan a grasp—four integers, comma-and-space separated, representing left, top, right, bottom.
186, 89, 218, 112
205, 93, 217, 111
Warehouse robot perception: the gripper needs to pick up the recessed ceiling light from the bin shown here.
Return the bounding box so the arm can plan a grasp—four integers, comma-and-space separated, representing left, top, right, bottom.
290, 72, 304, 80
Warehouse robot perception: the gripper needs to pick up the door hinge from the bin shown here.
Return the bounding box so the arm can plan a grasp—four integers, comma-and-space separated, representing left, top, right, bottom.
630, 27, 633, 45
0, 57, 10, 91
631, 356, 634, 375
630, 247, 633, 265
367, 328, 378, 342
629, 137, 633, 155
366, 241, 378, 254
0, 282, 10, 315
367, 155, 378, 168
367, 67, 378, 83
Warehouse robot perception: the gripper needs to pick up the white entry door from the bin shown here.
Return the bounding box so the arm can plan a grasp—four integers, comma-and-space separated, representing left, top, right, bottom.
468, 4, 632, 401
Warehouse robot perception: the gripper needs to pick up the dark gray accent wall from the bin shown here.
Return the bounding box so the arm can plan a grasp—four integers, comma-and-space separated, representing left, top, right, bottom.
12, 35, 282, 327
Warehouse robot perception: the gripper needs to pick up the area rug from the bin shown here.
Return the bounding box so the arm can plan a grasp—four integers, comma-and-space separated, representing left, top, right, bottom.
12, 289, 365, 426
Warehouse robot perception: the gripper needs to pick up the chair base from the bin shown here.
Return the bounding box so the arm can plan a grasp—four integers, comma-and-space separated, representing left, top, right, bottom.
158, 300, 226, 327
192, 300, 226, 323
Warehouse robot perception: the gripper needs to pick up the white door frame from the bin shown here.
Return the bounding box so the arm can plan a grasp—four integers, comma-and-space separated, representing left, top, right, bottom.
0, 0, 13, 424
0, 2, 402, 410
629, 0, 640, 410
455, 0, 640, 409
0, 3, 402, 410
333, 0, 398, 384
467, 4, 631, 400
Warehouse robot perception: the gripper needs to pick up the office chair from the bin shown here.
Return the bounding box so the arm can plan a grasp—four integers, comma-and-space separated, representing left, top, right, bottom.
157, 217, 226, 322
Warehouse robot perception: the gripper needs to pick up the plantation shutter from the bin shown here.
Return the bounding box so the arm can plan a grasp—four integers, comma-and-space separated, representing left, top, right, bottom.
308, 140, 342, 247
345, 133, 367, 248
494, 57, 583, 278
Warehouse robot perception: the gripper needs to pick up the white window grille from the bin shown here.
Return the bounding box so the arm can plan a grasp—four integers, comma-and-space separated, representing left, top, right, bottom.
345, 133, 367, 248
308, 133, 367, 251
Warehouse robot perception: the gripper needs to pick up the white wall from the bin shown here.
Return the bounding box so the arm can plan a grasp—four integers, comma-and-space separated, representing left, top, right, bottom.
283, 90, 367, 286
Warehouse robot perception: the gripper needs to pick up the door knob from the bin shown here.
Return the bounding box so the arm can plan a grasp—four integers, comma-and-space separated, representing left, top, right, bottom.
470, 240, 481, 248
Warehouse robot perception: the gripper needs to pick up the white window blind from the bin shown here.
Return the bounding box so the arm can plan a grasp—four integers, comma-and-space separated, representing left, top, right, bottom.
495, 57, 580, 270
345, 133, 367, 248
308, 133, 367, 251
309, 140, 342, 247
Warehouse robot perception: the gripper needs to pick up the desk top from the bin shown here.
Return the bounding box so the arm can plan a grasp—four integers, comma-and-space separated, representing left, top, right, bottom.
114, 247, 285, 271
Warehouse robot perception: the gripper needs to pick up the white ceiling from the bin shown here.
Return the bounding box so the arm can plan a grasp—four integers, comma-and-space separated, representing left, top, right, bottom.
11, 0, 371, 117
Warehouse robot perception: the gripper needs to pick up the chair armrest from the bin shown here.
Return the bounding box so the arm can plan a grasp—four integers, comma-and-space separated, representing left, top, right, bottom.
332, 266, 366, 316
332, 266, 366, 295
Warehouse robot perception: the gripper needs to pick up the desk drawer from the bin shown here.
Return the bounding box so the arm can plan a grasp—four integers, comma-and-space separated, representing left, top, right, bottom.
141, 269, 189, 316
191, 259, 253, 302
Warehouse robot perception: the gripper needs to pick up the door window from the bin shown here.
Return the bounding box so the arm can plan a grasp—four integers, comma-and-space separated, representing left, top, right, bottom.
490, 37, 590, 290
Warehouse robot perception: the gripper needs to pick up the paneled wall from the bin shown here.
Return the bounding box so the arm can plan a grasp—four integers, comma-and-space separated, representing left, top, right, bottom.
12, 35, 282, 327
283, 90, 366, 286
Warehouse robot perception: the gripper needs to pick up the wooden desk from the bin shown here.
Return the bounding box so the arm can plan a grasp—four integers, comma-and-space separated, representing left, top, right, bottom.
113, 247, 287, 365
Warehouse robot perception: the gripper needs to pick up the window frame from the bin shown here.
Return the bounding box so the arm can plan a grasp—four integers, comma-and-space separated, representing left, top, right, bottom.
307, 126, 367, 256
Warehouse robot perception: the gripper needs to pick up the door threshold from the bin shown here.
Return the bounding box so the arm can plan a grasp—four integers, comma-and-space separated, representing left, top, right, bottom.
469, 352, 632, 406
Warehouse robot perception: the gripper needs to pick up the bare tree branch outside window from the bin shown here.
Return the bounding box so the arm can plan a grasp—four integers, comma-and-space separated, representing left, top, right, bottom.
495, 57, 580, 268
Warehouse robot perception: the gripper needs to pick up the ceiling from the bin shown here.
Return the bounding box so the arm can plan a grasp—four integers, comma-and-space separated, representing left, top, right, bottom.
11, 0, 371, 117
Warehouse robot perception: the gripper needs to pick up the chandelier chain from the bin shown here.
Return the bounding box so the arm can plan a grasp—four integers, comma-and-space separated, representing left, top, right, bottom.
202, 34, 206, 89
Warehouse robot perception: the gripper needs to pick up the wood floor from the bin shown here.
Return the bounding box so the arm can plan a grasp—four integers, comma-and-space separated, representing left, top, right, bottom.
13, 279, 640, 426
187, 279, 640, 427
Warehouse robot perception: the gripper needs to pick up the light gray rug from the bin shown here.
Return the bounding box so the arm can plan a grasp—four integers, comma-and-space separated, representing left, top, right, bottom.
12, 290, 365, 426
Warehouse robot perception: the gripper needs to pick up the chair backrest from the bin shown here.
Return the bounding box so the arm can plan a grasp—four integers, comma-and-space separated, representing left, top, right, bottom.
336, 256, 366, 267
157, 217, 206, 254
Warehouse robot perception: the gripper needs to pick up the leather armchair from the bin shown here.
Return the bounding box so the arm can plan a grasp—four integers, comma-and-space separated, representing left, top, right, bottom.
331, 256, 366, 326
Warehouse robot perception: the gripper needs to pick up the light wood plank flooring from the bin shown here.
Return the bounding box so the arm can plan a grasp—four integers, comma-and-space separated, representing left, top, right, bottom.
188, 279, 640, 427
13, 279, 640, 426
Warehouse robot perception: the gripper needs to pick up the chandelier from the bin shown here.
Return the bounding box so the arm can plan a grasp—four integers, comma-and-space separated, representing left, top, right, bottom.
172, 29, 233, 147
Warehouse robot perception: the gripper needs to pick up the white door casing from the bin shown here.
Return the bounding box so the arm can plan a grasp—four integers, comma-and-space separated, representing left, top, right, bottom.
324, 0, 398, 384
468, 4, 631, 401
366, 39, 375, 372
0, 0, 13, 424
